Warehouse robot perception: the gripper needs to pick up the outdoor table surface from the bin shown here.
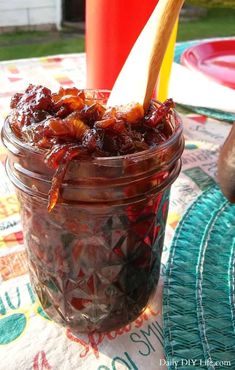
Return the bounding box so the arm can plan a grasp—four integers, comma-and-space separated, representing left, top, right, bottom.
0, 53, 231, 370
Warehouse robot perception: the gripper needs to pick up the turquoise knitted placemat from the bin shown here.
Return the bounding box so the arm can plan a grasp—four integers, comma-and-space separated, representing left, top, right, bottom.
163, 185, 235, 369
174, 40, 235, 123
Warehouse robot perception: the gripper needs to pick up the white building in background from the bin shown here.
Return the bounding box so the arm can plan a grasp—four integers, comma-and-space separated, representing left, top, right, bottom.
0, 0, 62, 31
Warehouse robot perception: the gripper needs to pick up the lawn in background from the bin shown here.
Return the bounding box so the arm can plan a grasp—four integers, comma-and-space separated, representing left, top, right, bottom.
0, 31, 84, 61
177, 8, 235, 41
0, 8, 234, 61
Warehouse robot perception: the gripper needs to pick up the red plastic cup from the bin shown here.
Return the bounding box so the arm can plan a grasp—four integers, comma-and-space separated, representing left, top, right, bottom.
86, 0, 159, 90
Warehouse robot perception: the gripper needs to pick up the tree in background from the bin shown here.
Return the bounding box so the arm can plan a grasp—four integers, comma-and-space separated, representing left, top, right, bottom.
187, 0, 235, 7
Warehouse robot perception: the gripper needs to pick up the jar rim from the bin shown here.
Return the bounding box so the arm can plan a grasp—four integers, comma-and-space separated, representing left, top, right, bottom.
3, 107, 183, 165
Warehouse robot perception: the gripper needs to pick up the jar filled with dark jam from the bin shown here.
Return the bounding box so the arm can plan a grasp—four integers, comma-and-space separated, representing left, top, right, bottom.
1, 86, 184, 333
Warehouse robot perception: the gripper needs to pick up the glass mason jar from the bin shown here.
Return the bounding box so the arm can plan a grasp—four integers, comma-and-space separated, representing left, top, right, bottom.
1, 91, 184, 333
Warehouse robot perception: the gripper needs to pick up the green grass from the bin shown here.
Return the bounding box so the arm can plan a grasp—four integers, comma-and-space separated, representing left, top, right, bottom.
0, 8, 234, 61
0, 32, 85, 61
0, 30, 50, 43
177, 8, 235, 41
0, 37, 85, 61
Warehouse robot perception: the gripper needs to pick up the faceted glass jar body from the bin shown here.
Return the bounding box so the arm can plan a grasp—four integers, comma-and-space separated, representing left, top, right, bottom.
1, 91, 184, 333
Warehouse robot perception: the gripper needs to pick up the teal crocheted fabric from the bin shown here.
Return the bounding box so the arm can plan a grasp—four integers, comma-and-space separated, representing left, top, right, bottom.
163, 185, 235, 369
174, 41, 235, 123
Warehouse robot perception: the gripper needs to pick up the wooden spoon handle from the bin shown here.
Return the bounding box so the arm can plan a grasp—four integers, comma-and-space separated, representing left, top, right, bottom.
218, 125, 235, 203
143, 0, 184, 109
107, 0, 184, 110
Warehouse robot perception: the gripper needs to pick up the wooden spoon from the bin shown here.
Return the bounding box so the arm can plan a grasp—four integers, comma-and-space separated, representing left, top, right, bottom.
218, 125, 235, 203
107, 0, 184, 110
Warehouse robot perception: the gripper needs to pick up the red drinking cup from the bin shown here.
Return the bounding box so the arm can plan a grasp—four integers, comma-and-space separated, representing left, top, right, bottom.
86, 0, 159, 90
